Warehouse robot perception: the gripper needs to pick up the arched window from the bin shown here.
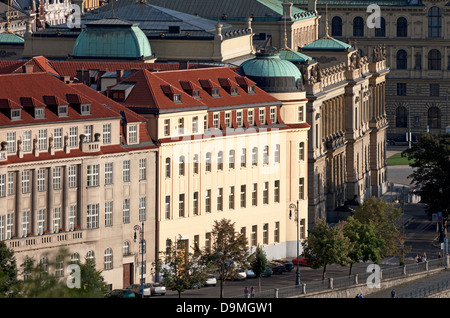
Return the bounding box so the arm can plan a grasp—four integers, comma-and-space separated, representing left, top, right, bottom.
375, 17, 386, 37
397, 17, 407, 37
396, 50, 407, 70
395, 106, 407, 128
428, 106, 441, 129
86, 250, 95, 264
331, 16, 342, 37
428, 49, 441, 70
353, 17, 364, 37
123, 241, 130, 256
428, 6, 441, 38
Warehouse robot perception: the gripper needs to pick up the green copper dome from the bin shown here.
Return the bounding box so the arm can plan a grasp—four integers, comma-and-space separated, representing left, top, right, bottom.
241, 51, 302, 92
72, 18, 152, 60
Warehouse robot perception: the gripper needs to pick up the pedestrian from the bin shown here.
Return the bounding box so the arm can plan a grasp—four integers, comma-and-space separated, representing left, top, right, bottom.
422, 252, 427, 261
244, 286, 249, 298
438, 252, 442, 259
391, 289, 396, 298
250, 287, 255, 298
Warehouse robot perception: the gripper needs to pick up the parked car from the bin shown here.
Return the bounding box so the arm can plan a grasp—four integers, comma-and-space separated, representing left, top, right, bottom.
269, 262, 286, 274
204, 275, 217, 287
388, 134, 417, 146
246, 269, 256, 278
263, 265, 273, 277
126, 284, 151, 297
148, 283, 167, 296
283, 260, 294, 272
235, 268, 247, 280
292, 256, 319, 267
107, 289, 136, 298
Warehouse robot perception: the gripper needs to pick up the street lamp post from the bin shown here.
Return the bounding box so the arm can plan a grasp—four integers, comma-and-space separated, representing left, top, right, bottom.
134, 222, 145, 297
289, 200, 301, 286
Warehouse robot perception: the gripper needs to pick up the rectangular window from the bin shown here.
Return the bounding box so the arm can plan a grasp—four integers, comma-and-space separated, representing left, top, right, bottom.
177, 119, 184, 135
139, 158, 147, 180
193, 154, 199, 174
53, 167, 61, 190
240, 185, 246, 208
193, 192, 199, 215
236, 111, 242, 126
263, 146, 269, 165
22, 211, 30, 237
251, 225, 257, 246
37, 209, 45, 235
225, 112, 231, 127
7, 172, 14, 195
263, 223, 269, 245
123, 199, 130, 224
38, 129, 47, 150
192, 116, 199, 133
430, 83, 440, 97
240, 148, 246, 168
252, 147, 258, 166
68, 166, 77, 188
6, 213, 13, 239
7, 132, 16, 154
205, 189, 211, 213
213, 113, 219, 128
129, 125, 138, 143
53, 207, 61, 233
179, 194, 185, 217
274, 180, 280, 203
22, 170, 30, 193
229, 150, 235, 169
300, 219, 306, 239
68, 205, 77, 231
164, 119, 170, 136
123, 160, 130, 182
139, 197, 146, 222
103, 123, 111, 144
87, 204, 99, 229
263, 182, 269, 205
259, 108, 265, 125
84, 125, 93, 142
87, 164, 99, 187
37, 169, 46, 192
165, 196, 170, 220
248, 110, 254, 125
217, 188, 223, 211
0, 174, 5, 197
274, 222, 280, 243
298, 106, 304, 122
274, 144, 280, 163
270, 107, 276, 123
229, 186, 235, 210
105, 162, 113, 185
54, 128, 63, 149
299, 177, 305, 200
299, 142, 305, 161
69, 127, 78, 148
0, 215, 4, 241
105, 201, 113, 227
22, 130, 31, 152
252, 183, 257, 206
397, 83, 406, 96
205, 153, 212, 172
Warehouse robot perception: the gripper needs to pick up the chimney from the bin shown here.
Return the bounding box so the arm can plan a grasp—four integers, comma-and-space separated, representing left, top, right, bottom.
22, 64, 33, 73
282, 1, 293, 21
116, 69, 124, 81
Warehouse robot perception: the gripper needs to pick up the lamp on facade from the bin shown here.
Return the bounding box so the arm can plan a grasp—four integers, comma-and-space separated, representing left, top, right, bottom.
134, 222, 145, 297
289, 200, 301, 286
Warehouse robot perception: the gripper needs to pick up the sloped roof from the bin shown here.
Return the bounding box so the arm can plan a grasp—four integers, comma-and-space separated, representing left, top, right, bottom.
301, 37, 351, 51
278, 48, 312, 63
0, 32, 24, 45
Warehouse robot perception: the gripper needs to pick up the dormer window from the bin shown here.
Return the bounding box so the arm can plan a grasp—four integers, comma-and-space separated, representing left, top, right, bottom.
58, 105, 68, 117
35, 107, 45, 119
212, 88, 220, 97
81, 104, 91, 115
192, 89, 201, 99
173, 94, 182, 103
247, 85, 255, 94
230, 87, 239, 96
11, 109, 21, 121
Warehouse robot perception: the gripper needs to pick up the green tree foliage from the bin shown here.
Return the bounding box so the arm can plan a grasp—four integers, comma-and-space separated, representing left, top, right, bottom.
0, 241, 19, 298
302, 219, 351, 280
402, 133, 450, 217
249, 245, 267, 292
352, 196, 406, 260
343, 216, 383, 275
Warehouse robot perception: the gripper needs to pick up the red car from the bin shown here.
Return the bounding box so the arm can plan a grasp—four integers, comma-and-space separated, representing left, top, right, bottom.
291, 256, 319, 266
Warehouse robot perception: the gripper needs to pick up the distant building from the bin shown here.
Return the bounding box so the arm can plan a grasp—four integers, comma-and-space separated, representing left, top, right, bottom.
293, 0, 450, 138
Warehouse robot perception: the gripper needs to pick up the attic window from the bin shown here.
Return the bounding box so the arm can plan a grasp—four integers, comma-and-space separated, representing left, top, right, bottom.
58, 105, 68, 117
173, 94, 182, 103
35, 107, 45, 119
192, 89, 201, 99
11, 109, 21, 121
212, 88, 220, 97
230, 87, 239, 96
81, 104, 91, 115
247, 85, 255, 94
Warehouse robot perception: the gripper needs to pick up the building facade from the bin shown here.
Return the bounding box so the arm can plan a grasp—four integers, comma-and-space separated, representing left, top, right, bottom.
0, 71, 157, 290
294, 0, 450, 138
108, 66, 310, 261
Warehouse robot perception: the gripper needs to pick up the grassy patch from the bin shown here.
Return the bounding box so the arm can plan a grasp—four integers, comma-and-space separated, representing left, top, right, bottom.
386, 153, 415, 166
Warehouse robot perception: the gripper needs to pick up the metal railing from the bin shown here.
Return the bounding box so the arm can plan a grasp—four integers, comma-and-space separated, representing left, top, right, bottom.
234, 257, 449, 298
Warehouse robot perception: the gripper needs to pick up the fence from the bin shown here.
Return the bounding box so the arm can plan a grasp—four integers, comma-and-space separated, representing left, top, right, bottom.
236, 257, 449, 298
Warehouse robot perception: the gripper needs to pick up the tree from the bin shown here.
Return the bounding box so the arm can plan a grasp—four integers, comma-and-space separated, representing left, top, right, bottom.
343, 216, 383, 275
158, 236, 209, 298
352, 196, 407, 263
198, 219, 248, 298
0, 241, 19, 298
249, 246, 267, 292
402, 133, 450, 217
302, 219, 351, 280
